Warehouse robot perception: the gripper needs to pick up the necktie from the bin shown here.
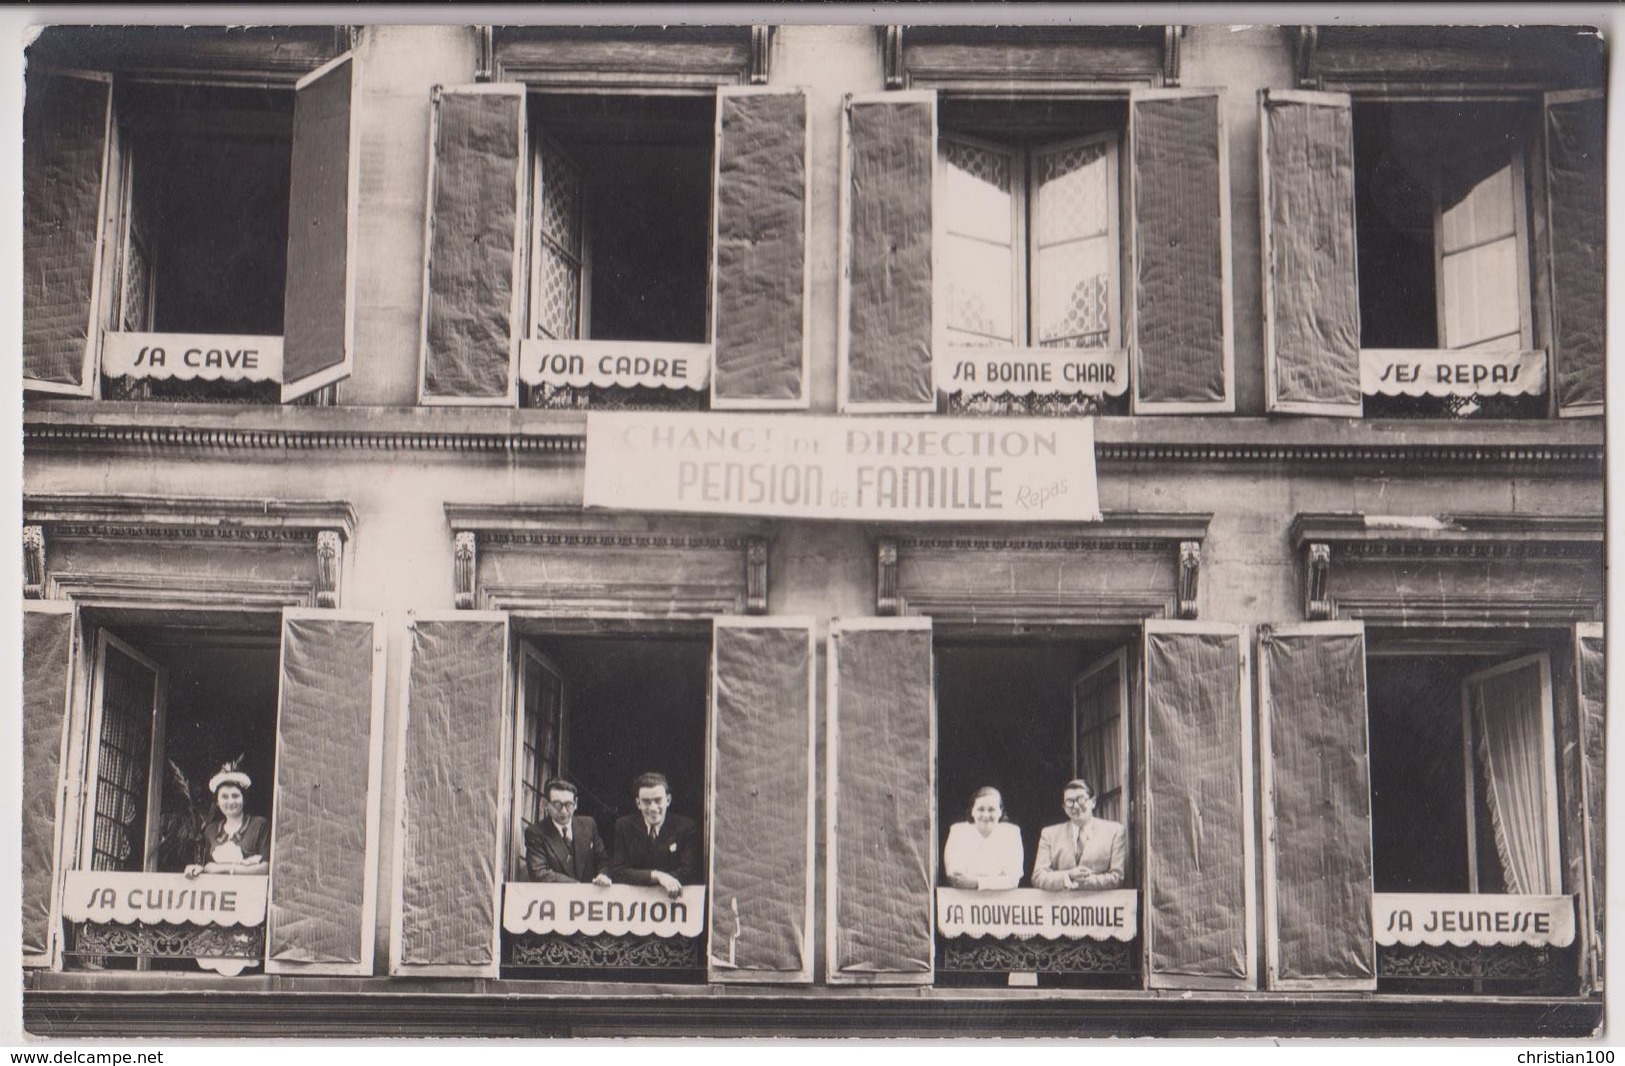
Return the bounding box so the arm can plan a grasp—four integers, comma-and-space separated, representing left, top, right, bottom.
649, 824, 658, 842
1075, 826, 1084, 858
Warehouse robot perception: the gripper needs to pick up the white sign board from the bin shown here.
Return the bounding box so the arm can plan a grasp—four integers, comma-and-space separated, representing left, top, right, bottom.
585, 413, 1101, 522
519, 339, 710, 391
1362, 348, 1546, 398
936, 887, 1137, 941
1374, 893, 1574, 948
63, 869, 268, 927
503, 882, 706, 938
101, 332, 282, 382
936, 345, 1129, 398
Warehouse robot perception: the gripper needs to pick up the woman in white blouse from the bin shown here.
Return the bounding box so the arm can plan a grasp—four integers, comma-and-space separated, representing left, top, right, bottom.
942, 786, 1024, 890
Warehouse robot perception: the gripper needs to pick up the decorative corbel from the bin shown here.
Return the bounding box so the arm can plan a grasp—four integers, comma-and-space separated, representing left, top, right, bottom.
1162, 26, 1183, 87
1304, 542, 1332, 620
877, 538, 900, 615
23, 525, 45, 600
1177, 540, 1201, 620
745, 537, 769, 614
454, 532, 478, 610
1295, 26, 1319, 89
749, 26, 773, 85
883, 26, 905, 90
475, 26, 495, 83
315, 530, 342, 609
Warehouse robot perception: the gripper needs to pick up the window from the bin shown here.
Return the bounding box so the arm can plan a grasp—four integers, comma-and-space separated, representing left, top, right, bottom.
935, 101, 1125, 415
22, 48, 359, 403
1368, 649, 1560, 896
934, 637, 1139, 989
842, 89, 1231, 415
69, 621, 281, 972
1261, 85, 1604, 418
99, 83, 293, 403
1354, 102, 1543, 418
419, 83, 810, 411
524, 94, 715, 410
501, 632, 711, 978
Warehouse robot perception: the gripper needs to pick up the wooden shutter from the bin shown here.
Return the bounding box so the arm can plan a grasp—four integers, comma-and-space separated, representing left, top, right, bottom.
708, 618, 816, 982
418, 84, 526, 405
266, 609, 386, 975
1258, 622, 1375, 990
22, 602, 77, 967
24, 71, 111, 396
1544, 90, 1604, 417
839, 91, 936, 413
1575, 622, 1604, 991
1129, 88, 1233, 413
1143, 621, 1256, 989
1260, 90, 1361, 415
712, 88, 810, 409
392, 613, 509, 976
283, 52, 361, 402
826, 617, 934, 983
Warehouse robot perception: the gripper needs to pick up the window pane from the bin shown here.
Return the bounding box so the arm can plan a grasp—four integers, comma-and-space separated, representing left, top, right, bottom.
941, 137, 1018, 346
1036, 236, 1115, 348
1440, 163, 1517, 253
92, 646, 155, 872
1035, 140, 1113, 245
535, 139, 583, 341
943, 234, 1015, 345
1441, 236, 1521, 349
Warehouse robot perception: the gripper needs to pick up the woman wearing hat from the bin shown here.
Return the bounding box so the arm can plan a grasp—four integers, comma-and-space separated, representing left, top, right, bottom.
183, 762, 270, 879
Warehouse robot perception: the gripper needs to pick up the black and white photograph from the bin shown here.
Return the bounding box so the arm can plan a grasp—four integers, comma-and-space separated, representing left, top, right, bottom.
8, 6, 1613, 1046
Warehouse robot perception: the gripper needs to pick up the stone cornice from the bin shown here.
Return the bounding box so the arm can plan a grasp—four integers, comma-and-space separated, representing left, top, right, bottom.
22, 402, 1604, 471
25, 494, 359, 544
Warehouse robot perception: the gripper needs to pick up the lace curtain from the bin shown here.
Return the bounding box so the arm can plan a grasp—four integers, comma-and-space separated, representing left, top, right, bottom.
1469, 658, 1555, 894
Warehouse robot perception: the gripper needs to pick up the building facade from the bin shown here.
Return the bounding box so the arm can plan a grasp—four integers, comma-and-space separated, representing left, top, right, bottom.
19, 22, 1606, 1037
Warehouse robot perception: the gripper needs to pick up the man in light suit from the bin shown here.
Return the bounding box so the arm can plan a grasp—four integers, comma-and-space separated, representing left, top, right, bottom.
1032, 778, 1126, 891
608, 771, 701, 900
525, 779, 611, 885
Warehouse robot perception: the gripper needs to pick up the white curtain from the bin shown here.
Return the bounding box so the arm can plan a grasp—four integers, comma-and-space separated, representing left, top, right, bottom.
1471, 658, 1555, 894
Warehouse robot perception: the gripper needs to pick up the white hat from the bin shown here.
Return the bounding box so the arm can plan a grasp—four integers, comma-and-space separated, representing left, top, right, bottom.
209, 762, 252, 794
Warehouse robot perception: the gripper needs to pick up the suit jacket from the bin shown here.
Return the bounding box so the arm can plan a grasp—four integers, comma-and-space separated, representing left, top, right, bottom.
608, 812, 701, 886
524, 815, 607, 883
1032, 817, 1126, 891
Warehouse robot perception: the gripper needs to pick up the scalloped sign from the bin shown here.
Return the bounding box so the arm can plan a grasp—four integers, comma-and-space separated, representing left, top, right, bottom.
1374, 893, 1574, 948
936, 887, 1137, 941
63, 870, 267, 927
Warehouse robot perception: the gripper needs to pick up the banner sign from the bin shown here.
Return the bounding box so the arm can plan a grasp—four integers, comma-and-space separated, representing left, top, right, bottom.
63, 870, 268, 927
503, 882, 706, 938
936, 887, 1137, 941
585, 412, 1101, 522
101, 332, 282, 383
520, 339, 710, 391
1374, 893, 1574, 948
1361, 348, 1546, 398
936, 345, 1129, 398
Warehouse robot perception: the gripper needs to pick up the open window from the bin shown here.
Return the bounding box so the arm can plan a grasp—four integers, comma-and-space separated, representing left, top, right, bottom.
419, 85, 809, 410
1262, 89, 1604, 418
842, 89, 1230, 415
933, 635, 1141, 988
935, 100, 1127, 416
1355, 101, 1544, 418
498, 630, 712, 979
49, 608, 387, 976
1366, 642, 1575, 993
22, 52, 360, 403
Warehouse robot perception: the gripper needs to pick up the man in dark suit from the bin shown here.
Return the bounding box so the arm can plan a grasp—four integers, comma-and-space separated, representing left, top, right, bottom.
608, 771, 701, 900
524, 778, 611, 885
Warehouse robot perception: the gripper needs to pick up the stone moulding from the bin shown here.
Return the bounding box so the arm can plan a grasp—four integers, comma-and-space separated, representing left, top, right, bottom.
23, 404, 1603, 472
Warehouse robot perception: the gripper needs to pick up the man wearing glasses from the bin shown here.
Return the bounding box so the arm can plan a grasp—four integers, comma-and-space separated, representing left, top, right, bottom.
525, 778, 612, 885
608, 771, 701, 900
1031, 778, 1126, 892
